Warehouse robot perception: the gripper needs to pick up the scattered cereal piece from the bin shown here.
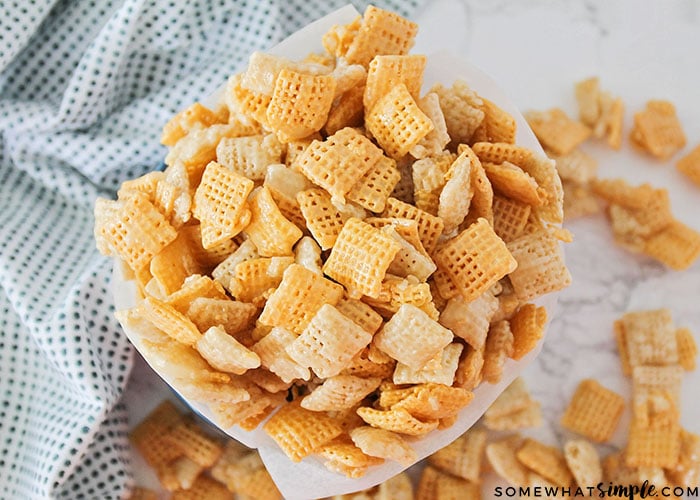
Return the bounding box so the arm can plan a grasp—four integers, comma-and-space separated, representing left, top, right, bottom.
564, 439, 603, 489
560, 379, 625, 442
676, 327, 698, 371
486, 436, 529, 486
516, 438, 574, 488
349, 426, 417, 466
525, 108, 591, 156
428, 427, 487, 482
630, 100, 686, 160
677, 143, 700, 187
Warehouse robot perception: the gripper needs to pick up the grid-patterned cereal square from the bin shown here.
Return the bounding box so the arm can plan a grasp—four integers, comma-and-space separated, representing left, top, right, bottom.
560, 379, 625, 442
334, 296, 384, 334
428, 427, 487, 483
301, 375, 381, 412
525, 108, 591, 156
439, 291, 498, 350
632, 365, 684, 405
258, 263, 344, 334
482, 320, 514, 384
363, 54, 426, 112
365, 83, 434, 159
286, 304, 372, 378
472, 98, 517, 144
411, 93, 451, 159
677, 144, 700, 187
676, 327, 698, 371
322, 218, 400, 299
507, 231, 572, 301
622, 309, 678, 367
434, 218, 517, 302
324, 84, 365, 136
263, 402, 343, 462
374, 303, 453, 370
164, 419, 223, 467
297, 188, 345, 250
383, 197, 444, 253
250, 327, 310, 383
626, 417, 681, 469
483, 161, 543, 206
346, 156, 401, 213
161, 102, 220, 147
510, 303, 547, 360
295, 127, 384, 203
430, 80, 484, 146
631, 100, 686, 160
192, 162, 254, 249
141, 296, 202, 346
356, 407, 437, 436
216, 134, 283, 181
492, 195, 532, 242
233, 256, 293, 305
392, 343, 463, 386
643, 219, 700, 271
383, 225, 437, 282
344, 6, 418, 66
472, 142, 533, 168
516, 438, 574, 488
186, 297, 257, 336
244, 186, 302, 257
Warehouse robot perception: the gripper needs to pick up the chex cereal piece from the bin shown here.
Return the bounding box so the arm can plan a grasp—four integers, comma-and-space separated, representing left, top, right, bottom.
363, 54, 426, 112
439, 291, 498, 350
296, 188, 344, 250
170, 475, 231, 500
434, 471, 481, 500
365, 83, 434, 159
575, 77, 600, 127
516, 438, 574, 488
287, 304, 372, 378
226, 73, 271, 127
412, 153, 452, 215
95, 192, 177, 272
149, 232, 202, 295
295, 127, 384, 203
438, 148, 475, 234
621, 309, 678, 367
241, 51, 296, 96
211, 239, 259, 296
563, 439, 603, 489
486, 436, 529, 486
591, 178, 658, 210
346, 155, 401, 213
393, 343, 463, 386
383, 226, 437, 282
383, 197, 444, 253
233, 256, 293, 305
676, 327, 698, 371
356, 407, 438, 436
128, 487, 159, 500
465, 153, 496, 228
471, 97, 518, 144
263, 402, 343, 462
335, 296, 383, 334
563, 182, 600, 220
431, 80, 485, 145
552, 148, 598, 185
632, 365, 684, 405
525, 108, 591, 156
130, 400, 184, 469
435, 218, 517, 302
643, 219, 700, 271
244, 186, 302, 257
324, 84, 366, 136
630, 100, 686, 159
483, 161, 544, 206
216, 134, 283, 181
485, 400, 542, 431
412, 93, 450, 159
161, 102, 221, 146
632, 386, 679, 429
195, 326, 261, 375
416, 464, 441, 500
192, 162, 254, 249
392, 383, 474, 421
141, 296, 201, 346
561, 379, 625, 442
507, 231, 572, 302
492, 195, 532, 242
258, 263, 343, 334
677, 143, 700, 187
341, 348, 396, 380
626, 417, 681, 469
613, 319, 632, 376
374, 304, 453, 370
521, 154, 563, 224
323, 218, 400, 299
226, 454, 282, 500
472, 141, 533, 167
266, 68, 336, 142
166, 274, 228, 314
317, 436, 383, 478
454, 345, 484, 391
301, 375, 381, 412
376, 472, 414, 500
344, 6, 418, 66
482, 320, 514, 384
164, 419, 223, 467
349, 426, 416, 466
484, 377, 532, 419
117, 171, 162, 201
666, 429, 700, 487
510, 303, 547, 360
428, 427, 486, 483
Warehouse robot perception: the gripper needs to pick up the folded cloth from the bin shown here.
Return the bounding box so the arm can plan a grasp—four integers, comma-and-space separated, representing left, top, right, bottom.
0, 0, 424, 497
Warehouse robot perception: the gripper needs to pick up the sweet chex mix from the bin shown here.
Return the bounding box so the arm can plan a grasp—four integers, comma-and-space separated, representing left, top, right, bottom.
96, 5, 572, 480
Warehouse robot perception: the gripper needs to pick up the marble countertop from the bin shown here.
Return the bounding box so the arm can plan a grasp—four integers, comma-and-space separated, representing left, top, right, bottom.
121, 0, 700, 495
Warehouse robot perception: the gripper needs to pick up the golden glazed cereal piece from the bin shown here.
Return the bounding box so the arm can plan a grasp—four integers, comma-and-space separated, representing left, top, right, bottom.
613, 319, 632, 377
492, 195, 532, 243
643, 219, 700, 271
363, 54, 426, 112
676, 327, 698, 371
341, 348, 396, 379
507, 231, 572, 302
522, 154, 563, 224
472, 141, 533, 167
431, 80, 485, 146
471, 98, 517, 144
484, 377, 532, 419
216, 134, 283, 181
630, 100, 686, 160
294, 236, 323, 275
438, 148, 475, 234
344, 5, 418, 67
170, 475, 231, 500
117, 171, 162, 202
346, 156, 401, 213
318, 439, 384, 479
301, 375, 382, 412
334, 296, 383, 334
563, 439, 603, 489
516, 438, 574, 488
483, 161, 544, 206
164, 419, 223, 467
553, 148, 598, 185
263, 402, 344, 462
349, 426, 417, 466
130, 400, 185, 469
632, 365, 684, 405
266, 68, 336, 142
178, 224, 238, 272
439, 291, 498, 350
161, 102, 221, 147
149, 232, 203, 295
286, 304, 372, 378
322, 218, 400, 299
233, 256, 293, 305
485, 400, 542, 431
510, 303, 547, 360
454, 345, 484, 391
626, 417, 681, 469
428, 427, 487, 483
241, 51, 297, 96
244, 186, 302, 257
324, 84, 366, 136
192, 162, 254, 249
297, 188, 345, 250
666, 429, 700, 487
486, 436, 529, 486
211, 239, 259, 296
258, 263, 344, 334
392, 343, 463, 386
383, 226, 437, 282
677, 144, 700, 187
621, 309, 678, 367
250, 327, 310, 383
383, 197, 444, 253
561, 379, 625, 442
482, 320, 514, 384
141, 296, 202, 346
366, 83, 434, 160
392, 383, 474, 421
434, 218, 517, 302
356, 407, 438, 436
374, 303, 453, 370
186, 297, 257, 336
295, 127, 384, 203
226, 73, 271, 127
94, 192, 177, 272
412, 93, 450, 159
525, 108, 591, 156
154, 162, 192, 230
195, 326, 261, 375
166, 274, 228, 315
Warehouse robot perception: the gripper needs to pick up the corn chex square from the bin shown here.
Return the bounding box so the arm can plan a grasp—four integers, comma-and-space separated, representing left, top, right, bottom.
258, 263, 344, 334
216, 134, 283, 181
295, 127, 384, 204
626, 417, 681, 469
643, 219, 700, 271
244, 186, 302, 257
286, 304, 373, 378
631, 100, 686, 160
492, 195, 532, 243
525, 108, 591, 156
434, 218, 517, 302
676, 327, 698, 371
192, 162, 254, 249
374, 303, 453, 370
561, 379, 625, 442
516, 438, 574, 488
161, 102, 220, 147
430, 80, 484, 146
383, 197, 444, 254
472, 98, 517, 144
677, 144, 700, 187
621, 309, 678, 367
346, 155, 401, 213
301, 375, 381, 412
363, 54, 426, 112
439, 292, 498, 350
365, 83, 434, 159
322, 217, 401, 299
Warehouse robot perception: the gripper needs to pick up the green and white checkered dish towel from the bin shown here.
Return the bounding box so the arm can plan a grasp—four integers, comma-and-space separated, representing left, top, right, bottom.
0, 1, 424, 497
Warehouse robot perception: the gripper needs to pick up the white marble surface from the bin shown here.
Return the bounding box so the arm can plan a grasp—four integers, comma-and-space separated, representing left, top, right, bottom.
121, 0, 700, 497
